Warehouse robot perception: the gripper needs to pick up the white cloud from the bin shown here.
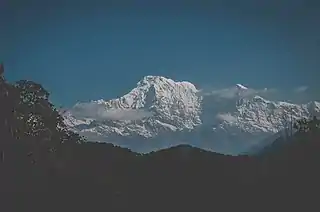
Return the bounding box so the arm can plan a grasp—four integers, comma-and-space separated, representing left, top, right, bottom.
294, 86, 308, 93
71, 103, 153, 121
198, 85, 277, 100
102, 108, 153, 121
198, 83, 315, 104
216, 113, 237, 122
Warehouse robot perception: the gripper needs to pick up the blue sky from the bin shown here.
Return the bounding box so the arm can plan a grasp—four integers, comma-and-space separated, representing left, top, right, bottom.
1, 0, 319, 107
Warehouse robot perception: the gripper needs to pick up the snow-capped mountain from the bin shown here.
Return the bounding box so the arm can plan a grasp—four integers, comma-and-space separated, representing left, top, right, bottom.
62, 76, 320, 155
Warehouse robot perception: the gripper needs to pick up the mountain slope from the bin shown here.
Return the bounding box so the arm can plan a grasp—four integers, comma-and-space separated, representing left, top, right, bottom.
63, 76, 320, 154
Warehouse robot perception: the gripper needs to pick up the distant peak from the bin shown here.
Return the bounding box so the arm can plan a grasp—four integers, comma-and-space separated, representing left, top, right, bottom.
137, 75, 172, 86
143, 75, 165, 81
142, 75, 172, 82
236, 84, 248, 90
136, 75, 198, 91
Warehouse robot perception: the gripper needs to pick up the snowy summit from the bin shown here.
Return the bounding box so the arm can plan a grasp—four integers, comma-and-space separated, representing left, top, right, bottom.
63, 76, 320, 154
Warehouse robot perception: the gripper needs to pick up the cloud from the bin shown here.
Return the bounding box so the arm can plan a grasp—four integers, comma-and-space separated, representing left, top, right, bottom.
101, 108, 153, 121
198, 86, 277, 100
294, 86, 308, 93
197, 83, 317, 104
216, 113, 237, 122
71, 103, 153, 121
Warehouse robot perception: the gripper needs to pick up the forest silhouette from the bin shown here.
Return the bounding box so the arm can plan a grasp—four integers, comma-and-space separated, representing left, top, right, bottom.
0, 63, 319, 209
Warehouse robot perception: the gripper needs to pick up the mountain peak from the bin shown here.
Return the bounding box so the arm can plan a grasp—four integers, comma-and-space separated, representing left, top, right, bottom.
136, 75, 198, 92
137, 75, 172, 86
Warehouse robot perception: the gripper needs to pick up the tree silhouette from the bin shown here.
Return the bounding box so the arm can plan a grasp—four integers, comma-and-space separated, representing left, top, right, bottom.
0, 64, 84, 165
293, 116, 320, 133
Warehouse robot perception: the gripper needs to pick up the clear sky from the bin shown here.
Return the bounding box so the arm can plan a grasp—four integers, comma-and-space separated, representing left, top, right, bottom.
1, 0, 319, 107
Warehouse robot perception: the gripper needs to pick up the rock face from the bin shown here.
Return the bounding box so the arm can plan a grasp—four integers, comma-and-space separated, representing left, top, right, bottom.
62, 76, 320, 155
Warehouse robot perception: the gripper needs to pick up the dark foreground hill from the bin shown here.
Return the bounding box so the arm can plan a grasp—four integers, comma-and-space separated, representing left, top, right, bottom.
1, 130, 320, 209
